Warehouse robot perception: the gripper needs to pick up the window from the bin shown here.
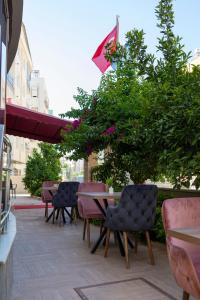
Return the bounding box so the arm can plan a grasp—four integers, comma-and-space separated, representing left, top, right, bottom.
13, 168, 18, 176
31, 86, 38, 97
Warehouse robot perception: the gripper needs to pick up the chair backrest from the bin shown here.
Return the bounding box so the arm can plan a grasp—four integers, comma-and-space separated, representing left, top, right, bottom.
77, 182, 107, 216
162, 197, 200, 248
52, 181, 80, 208
162, 198, 200, 298
78, 182, 106, 194
118, 184, 158, 231
41, 180, 59, 202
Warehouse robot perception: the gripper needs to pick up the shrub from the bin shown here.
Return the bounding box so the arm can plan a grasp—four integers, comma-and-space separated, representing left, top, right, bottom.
23, 143, 61, 196
152, 191, 174, 243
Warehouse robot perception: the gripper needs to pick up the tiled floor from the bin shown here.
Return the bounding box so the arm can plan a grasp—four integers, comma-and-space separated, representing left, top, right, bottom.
12, 195, 42, 206
11, 208, 186, 300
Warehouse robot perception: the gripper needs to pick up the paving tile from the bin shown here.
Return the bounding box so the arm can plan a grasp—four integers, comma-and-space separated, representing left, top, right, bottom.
10, 208, 193, 300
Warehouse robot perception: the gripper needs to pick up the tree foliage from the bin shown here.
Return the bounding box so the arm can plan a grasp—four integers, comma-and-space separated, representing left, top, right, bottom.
23, 143, 62, 196
59, 0, 200, 189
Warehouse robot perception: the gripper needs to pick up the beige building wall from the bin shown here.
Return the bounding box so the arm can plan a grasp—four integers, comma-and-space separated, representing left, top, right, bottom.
30, 70, 49, 113
7, 24, 50, 193
188, 48, 200, 71
7, 24, 33, 193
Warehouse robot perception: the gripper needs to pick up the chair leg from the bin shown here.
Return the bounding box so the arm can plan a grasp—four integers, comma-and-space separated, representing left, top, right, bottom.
86, 219, 90, 248
70, 207, 74, 223
61, 208, 66, 224
104, 229, 110, 257
134, 233, 138, 254
100, 221, 104, 235
52, 208, 56, 224
123, 232, 130, 268
75, 206, 80, 219
64, 207, 73, 222
83, 219, 87, 240
72, 207, 77, 224
56, 208, 60, 220
114, 232, 117, 245
70, 207, 73, 224
145, 231, 155, 265
45, 202, 48, 218
182, 291, 190, 300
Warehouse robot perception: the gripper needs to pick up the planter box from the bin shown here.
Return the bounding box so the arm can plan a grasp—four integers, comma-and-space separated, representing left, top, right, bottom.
158, 187, 200, 198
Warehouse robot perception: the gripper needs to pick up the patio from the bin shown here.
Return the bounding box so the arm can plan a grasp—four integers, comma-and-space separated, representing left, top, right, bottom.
10, 205, 192, 300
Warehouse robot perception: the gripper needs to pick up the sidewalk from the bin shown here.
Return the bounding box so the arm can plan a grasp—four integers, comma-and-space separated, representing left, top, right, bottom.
11, 208, 183, 300
12, 194, 42, 206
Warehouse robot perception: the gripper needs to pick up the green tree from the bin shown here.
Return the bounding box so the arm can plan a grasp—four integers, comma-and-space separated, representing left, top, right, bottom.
59, 29, 157, 185
23, 143, 62, 196
59, 0, 200, 189
149, 0, 200, 189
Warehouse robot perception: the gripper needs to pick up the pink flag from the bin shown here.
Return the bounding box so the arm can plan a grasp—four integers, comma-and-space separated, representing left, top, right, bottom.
92, 25, 118, 73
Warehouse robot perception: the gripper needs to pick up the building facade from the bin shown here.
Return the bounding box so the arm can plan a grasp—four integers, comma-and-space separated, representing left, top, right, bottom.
188, 48, 200, 70
7, 24, 50, 193
29, 70, 49, 113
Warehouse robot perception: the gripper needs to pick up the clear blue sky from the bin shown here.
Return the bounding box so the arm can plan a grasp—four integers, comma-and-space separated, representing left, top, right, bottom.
23, 0, 200, 117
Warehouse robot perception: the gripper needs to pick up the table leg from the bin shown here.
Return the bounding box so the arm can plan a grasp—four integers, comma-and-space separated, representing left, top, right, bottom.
61, 208, 66, 224
46, 209, 54, 222
48, 190, 54, 197
91, 227, 107, 254
127, 237, 134, 249
91, 198, 126, 256
93, 199, 106, 216
56, 208, 60, 220
64, 207, 73, 223
116, 231, 125, 257
45, 202, 48, 218
103, 198, 108, 209
52, 208, 56, 224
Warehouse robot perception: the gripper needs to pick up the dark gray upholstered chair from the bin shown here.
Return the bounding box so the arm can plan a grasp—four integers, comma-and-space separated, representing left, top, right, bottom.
104, 184, 158, 268
47, 181, 80, 224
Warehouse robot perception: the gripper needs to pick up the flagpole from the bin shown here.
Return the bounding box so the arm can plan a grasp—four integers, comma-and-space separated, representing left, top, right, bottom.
116, 15, 119, 42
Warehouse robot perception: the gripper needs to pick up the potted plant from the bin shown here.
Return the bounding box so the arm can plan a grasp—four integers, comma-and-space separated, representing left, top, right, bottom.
106, 178, 114, 194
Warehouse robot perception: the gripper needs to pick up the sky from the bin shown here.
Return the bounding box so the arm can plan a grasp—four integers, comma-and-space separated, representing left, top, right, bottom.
23, 0, 200, 117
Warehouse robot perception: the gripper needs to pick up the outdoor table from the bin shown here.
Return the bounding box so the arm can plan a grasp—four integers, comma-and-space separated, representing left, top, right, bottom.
42, 185, 58, 197
167, 227, 200, 245
77, 191, 133, 256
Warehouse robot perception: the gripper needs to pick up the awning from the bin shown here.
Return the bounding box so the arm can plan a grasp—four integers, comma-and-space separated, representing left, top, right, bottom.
6, 104, 71, 144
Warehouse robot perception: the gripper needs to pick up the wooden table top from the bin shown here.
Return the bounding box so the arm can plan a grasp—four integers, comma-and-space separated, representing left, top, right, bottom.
42, 185, 58, 191
77, 191, 121, 199
167, 227, 200, 246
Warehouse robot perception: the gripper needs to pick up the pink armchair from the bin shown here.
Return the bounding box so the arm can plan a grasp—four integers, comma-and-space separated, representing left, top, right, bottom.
78, 182, 112, 247
41, 181, 59, 218
162, 197, 200, 300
